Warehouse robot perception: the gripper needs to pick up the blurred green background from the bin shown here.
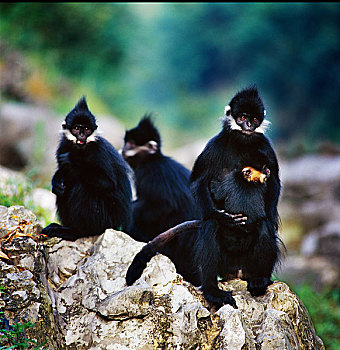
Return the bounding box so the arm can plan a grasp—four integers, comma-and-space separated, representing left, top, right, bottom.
1, 3, 339, 349
1, 3, 339, 152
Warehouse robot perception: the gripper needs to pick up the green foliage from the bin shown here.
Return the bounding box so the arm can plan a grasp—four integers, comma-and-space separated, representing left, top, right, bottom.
0, 321, 46, 350
135, 3, 340, 145
293, 284, 340, 350
0, 3, 339, 148
0, 181, 28, 208
0, 3, 131, 76
0, 176, 53, 226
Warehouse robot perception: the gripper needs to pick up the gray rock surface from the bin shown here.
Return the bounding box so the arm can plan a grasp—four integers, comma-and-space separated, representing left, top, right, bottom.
0, 206, 325, 349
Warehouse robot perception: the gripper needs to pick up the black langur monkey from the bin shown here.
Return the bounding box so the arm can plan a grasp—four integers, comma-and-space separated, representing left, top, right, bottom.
121, 115, 198, 242
126, 85, 282, 309
190, 85, 282, 308
41, 97, 132, 241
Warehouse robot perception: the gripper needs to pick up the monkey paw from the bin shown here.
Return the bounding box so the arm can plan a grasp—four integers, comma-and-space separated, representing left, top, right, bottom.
40, 223, 61, 237
261, 165, 271, 179
242, 166, 269, 184
247, 277, 273, 297
204, 290, 238, 309
215, 210, 247, 226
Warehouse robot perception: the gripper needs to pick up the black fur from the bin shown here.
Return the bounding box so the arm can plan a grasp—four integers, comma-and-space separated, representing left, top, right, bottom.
190, 85, 282, 307
40, 97, 132, 241
122, 115, 198, 242
126, 86, 282, 310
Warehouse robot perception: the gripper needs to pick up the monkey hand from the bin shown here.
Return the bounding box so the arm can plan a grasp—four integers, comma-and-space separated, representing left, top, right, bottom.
242, 166, 269, 184
212, 209, 247, 226
57, 152, 71, 166
261, 165, 271, 179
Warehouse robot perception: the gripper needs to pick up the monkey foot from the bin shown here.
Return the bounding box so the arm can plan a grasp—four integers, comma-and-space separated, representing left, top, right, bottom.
242, 166, 269, 184
247, 277, 273, 296
204, 290, 238, 309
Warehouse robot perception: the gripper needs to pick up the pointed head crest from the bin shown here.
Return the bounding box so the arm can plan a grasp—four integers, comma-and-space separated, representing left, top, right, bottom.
125, 114, 161, 149
228, 85, 265, 118
64, 97, 98, 129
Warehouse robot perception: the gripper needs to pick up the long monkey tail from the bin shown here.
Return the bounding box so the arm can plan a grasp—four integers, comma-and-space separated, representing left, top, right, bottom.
126, 220, 201, 285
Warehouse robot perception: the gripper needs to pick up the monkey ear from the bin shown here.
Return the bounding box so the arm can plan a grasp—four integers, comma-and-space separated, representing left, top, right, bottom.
61, 121, 67, 130
147, 141, 158, 154
224, 105, 231, 117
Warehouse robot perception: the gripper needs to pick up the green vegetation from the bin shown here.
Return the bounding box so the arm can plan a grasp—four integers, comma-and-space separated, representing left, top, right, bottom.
0, 180, 30, 208
0, 321, 46, 350
0, 286, 46, 350
0, 176, 54, 226
293, 284, 340, 350
1, 3, 339, 150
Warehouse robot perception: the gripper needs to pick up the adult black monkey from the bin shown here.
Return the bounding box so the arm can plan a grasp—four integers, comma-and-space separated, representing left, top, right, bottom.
121, 115, 198, 242
41, 97, 132, 241
126, 86, 282, 309
190, 85, 282, 308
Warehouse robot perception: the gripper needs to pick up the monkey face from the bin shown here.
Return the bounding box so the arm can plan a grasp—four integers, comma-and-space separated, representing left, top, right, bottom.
235, 113, 262, 134
70, 124, 94, 145
122, 115, 161, 167
121, 139, 158, 168
62, 121, 97, 146
62, 97, 99, 146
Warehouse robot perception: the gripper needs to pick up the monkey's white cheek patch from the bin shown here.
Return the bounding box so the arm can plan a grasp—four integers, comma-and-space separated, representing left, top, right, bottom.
62, 129, 77, 142
86, 130, 100, 143
124, 149, 138, 157
227, 115, 242, 131
255, 119, 271, 134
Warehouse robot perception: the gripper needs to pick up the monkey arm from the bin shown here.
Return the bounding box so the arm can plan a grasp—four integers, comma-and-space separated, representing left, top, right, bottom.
191, 154, 234, 220
263, 148, 281, 229
190, 177, 246, 226
191, 147, 247, 226
51, 169, 66, 197
191, 177, 216, 219
264, 173, 281, 230
83, 169, 118, 198
61, 150, 118, 197
40, 223, 81, 241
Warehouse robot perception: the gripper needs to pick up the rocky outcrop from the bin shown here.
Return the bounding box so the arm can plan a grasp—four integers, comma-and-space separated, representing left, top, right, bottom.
0, 206, 60, 348
0, 206, 324, 349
